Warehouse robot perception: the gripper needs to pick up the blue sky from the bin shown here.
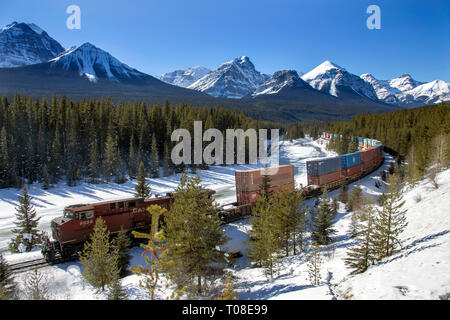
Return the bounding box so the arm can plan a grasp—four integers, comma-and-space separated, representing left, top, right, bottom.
1, 0, 449, 82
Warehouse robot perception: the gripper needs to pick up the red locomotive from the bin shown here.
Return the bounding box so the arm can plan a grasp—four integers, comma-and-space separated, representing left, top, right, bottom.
42, 195, 174, 261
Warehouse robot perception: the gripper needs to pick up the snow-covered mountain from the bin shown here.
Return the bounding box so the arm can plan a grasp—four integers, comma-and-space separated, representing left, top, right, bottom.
0, 22, 65, 68
47, 43, 148, 83
158, 66, 211, 87
407, 80, 450, 105
188, 56, 270, 99
361, 73, 449, 107
301, 60, 378, 101
252, 70, 310, 96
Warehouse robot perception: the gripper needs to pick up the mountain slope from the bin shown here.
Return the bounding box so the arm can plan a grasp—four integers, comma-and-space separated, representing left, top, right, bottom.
251, 70, 310, 96
302, 60, 378, 101
361, 73, 449, 107
0, 42, 210, 102
158, 66, 211, 87
188, 56, 269, 98
0, 22, 64, 68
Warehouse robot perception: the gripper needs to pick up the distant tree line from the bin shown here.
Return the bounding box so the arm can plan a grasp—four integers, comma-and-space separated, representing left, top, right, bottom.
0, 93, 280, 189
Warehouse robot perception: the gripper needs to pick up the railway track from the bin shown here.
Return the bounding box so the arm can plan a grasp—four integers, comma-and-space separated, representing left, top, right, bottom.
9, 255, 77, 273
9, 258, 51, 273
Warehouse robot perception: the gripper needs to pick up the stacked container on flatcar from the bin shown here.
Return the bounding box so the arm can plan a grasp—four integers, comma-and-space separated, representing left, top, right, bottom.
306, 156, 342, 187
235, 165, 295, 205
341, 152, 361, 178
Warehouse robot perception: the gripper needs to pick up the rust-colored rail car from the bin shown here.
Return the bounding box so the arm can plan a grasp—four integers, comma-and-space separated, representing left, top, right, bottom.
43, 195, 174, 260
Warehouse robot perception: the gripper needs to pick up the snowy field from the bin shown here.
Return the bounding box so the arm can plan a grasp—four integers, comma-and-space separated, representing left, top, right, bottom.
2, 137, 449, 300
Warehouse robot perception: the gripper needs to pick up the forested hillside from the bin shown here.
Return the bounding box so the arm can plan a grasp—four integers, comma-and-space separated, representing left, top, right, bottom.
0, 93, 278, 189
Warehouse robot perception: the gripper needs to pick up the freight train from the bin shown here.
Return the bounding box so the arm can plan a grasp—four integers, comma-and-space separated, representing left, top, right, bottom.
306, 132, 384, 190
41, 134, 383, 262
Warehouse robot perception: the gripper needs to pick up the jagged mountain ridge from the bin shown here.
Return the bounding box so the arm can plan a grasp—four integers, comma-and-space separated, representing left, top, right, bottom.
0, 22, 65, 68
47, 43, 148, 83
188, 56, 269, 98
361, 73, 449, 107
300, 60, 378, 101
158, 66, 211, 87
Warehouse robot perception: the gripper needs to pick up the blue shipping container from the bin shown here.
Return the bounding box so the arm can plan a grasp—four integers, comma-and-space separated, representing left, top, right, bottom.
341, 152, 361, 168
306, 156, 342, 176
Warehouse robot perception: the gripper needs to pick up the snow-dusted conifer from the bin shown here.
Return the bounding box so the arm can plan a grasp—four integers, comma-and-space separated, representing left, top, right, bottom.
9, 185, 41, 253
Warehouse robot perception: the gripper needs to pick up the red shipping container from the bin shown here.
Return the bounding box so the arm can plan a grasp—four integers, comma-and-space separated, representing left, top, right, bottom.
307, 170, 341, 187
343, 164, 362, 177
237, 183, 295, 205
235, 165, 294, 193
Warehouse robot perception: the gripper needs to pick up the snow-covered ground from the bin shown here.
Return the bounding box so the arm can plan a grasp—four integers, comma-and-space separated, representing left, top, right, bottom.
2, 137, 449, 300
233, 159, 450, 300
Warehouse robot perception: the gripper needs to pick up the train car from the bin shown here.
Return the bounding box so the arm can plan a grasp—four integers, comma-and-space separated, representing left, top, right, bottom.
42, 195, 175, 261
306, 134, 384, 190
306, 156, 342, 188
235, 165, 295, 205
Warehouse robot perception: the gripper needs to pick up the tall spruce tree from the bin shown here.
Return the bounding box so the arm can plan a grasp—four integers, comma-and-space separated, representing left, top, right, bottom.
311, 189, 336, 245
272, 188, 306, 256
373, 175, 408, 260
112, 228, 132, 277
249, 192, 281, 279
9, 185, 41, 253
150, 135, 159, 178
0, 126, 10, 188
344, 204, 376, 274
135, 161, 151, 198
161, 173, 227, 296
306, 243, 323, 286
79, 217, 118, 292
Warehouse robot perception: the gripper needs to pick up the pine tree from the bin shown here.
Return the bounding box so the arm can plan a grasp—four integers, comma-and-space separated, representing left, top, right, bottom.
112, 228, 132, 277
0, 126, 10, 188
311, 189, 336, 245
150, 135, 159, 178
107, 261, 128, 300
346, 184, 364, 212
163, 141, 171, 176
272, 188, 306, 256
306, 243, 323, 286
9, 185, 41, 253
23, 268, 51, 300
79, 217, 117, 292
41, 165, 50, 190
128, 133, 137, 179
257, 171, 272, 201
135, 161, 151, 198
338, 182, 349, 204
0, 254, 17, 300
249, 192, 281, 279
373, 175, 408, 260
104, 126, 119, 183
162, 173, 227, 296
89, 137, 100, 183
344, 204, 376, 274
216, 274, 238, 300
